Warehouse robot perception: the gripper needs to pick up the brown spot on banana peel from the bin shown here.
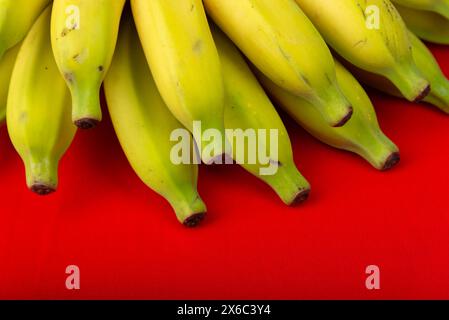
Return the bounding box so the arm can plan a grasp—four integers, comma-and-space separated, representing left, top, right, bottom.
183, 213, 206, 227
381, 152, 400, 171
64, 72, 74, 84
30, 184, 56, 196
75, 118, 100, 130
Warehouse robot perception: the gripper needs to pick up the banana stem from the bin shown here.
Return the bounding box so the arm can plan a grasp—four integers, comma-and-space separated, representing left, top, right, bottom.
263, 163, 311, 206
70, 85, 102, 129
386, 61, 430, 102
424, 78, 449, 114
168, 191, 207, 227
352, 131, 400, 171
24, 157, 59, 195
307, 90, 353, 128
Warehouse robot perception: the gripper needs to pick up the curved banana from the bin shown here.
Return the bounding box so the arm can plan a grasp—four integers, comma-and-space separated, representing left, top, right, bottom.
203, 0, 353, 128
392, 0, 449, 19
346, 31, 449, 113
104, 15, 207, 227
259, 60, 400, 171
130, 0, 229, 164
0, 42, 21, 124
0, 0, 50, 59
212, 27, 310, 206
7, 6, 77, 195
295, 0, 430, 102
51, 0, 126, 129
395, 3, 449, 44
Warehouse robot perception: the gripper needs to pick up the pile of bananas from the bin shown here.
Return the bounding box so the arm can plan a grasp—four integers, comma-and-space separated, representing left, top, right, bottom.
1, 0, 448, 227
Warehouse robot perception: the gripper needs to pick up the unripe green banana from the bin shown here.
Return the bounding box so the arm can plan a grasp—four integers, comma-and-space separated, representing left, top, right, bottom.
212, 27, 310, 206
0, 0, 50, 59
130, 0, 229, 164
51, 0, 126, 129
104, 14, 207, 227
259, 60, 400, 171
0, 42, 21, 124
295, 0, 430, 102
7, 6, 77, 195
392, 0, 449, 19
395, 3, 449, 44
203, 0, 353, 128
345, 30, 449, 113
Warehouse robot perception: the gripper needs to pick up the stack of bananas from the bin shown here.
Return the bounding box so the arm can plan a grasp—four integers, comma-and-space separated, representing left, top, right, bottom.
1, 0, 448, 227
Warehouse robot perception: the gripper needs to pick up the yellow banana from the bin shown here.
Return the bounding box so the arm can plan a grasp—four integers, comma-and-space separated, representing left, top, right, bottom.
259, 60, 400, 171
392, 0, 449, 19
346, 30, 449, 113
104, 14, 207, 227
295, 0, 430, 102
0, 42, 21, 124
130, 0, 229, 164
51, 0, 126, 128
203, 0, 353, 127
7, 6, 77, 195
212, 26, 310, 206
395, 3, 449, 44
0, 0, 50, 59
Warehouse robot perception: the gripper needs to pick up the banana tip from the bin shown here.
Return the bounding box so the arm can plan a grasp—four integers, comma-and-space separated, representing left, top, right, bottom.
183, 213, 206, 227
30, 184, 56, 196
413, 85, 431, 103
290, 188, 311, 206
74, 118, 100, 130
381, 152, 400, 171
333, 106, 353, 127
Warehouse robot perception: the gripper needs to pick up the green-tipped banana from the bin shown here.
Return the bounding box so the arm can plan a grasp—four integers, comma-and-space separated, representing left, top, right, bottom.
51, 0, 126, 129
392, 0, 449, 19
347, 31, 449, 113
7, 6, 77, 195
0, 42, 21, 124
295, 0, 430, 102
259, 60, 400, 171
104, 15, 207, 227
395, 3, 449, 44
203, 0, 353, 127
0, 0, 50, 59
212, 27, 310, 206
131, 0, 229, 164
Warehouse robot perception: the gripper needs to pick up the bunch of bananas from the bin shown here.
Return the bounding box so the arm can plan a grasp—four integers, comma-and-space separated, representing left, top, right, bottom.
1, 0, 448, 227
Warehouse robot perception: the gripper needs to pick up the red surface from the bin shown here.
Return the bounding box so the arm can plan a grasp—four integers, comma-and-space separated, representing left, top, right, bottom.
1, 46, 449, 300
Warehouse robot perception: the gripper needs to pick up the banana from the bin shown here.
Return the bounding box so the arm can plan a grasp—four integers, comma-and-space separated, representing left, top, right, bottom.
295, 0, 430, 102
347, 30, 449, 113
104, 14, 207, 227
392, 0, 449, 19
395, 3, 449, 44
203, 0, 353, 128
130, 0, 229, 164
0, 0, 50, 59
51, 0, 126, 129
212, 26, 310, 206
7, 6, 77, 195
259, 60, 400, 171
0, 42, 21, 124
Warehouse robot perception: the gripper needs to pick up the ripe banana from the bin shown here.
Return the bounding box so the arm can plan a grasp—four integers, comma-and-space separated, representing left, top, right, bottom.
212, 26, 310, 206
7, 6, 77, 195
347, 30, 449, 113
395, 3, 449, 44
0, 0, 50, 59
0, 42, 21, 124
295, 0, 430, 102
259, 60, 400, 171
130, 0, 229, 164
104, 15, 207, 227
392, 0, 449, 19
51, 0, 126, 129
203, 0, 353, 128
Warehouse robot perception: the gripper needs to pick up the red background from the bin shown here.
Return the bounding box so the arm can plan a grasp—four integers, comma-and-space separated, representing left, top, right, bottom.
0, 45, 449, 300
